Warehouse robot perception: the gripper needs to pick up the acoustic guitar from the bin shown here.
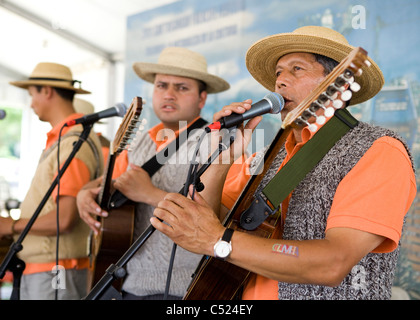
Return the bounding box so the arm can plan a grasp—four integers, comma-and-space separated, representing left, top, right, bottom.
183, 47, 371, 299
87, 96, 143, 290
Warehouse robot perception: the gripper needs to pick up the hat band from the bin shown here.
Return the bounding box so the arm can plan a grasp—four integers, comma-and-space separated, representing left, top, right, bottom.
28, 77, 82, 88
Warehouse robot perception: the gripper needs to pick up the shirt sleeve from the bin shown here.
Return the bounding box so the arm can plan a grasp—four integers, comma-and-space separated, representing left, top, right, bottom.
221, 154, 255, 210
326, 136, 416, 253
52, 158, 91, 199
112, 150, 129, 179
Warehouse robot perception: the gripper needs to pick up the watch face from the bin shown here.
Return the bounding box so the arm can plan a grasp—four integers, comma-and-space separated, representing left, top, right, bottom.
215, 241, 231, 258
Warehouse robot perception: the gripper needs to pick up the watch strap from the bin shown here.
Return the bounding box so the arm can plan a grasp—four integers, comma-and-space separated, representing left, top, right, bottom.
221, 228, 234, 243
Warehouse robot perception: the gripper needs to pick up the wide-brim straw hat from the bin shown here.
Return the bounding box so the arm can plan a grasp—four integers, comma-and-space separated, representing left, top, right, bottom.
133, 47, 230, 94
74, 98, 106, 123
10, 62, 90, 94
246, 26, 384, 105
74, 98, 94, 114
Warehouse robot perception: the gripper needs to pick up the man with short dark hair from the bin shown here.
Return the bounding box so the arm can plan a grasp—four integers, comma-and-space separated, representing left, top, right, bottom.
0, 62, 104, 299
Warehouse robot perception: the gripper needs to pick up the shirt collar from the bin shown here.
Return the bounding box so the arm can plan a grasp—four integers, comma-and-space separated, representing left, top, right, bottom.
45, 113, 84, 149
284, 122, 320, 157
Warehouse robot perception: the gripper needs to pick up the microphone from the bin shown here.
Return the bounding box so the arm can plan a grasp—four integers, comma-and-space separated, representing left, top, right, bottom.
205, 92, 284, 132
65, 103, 127, 126
0, 109, 6, 120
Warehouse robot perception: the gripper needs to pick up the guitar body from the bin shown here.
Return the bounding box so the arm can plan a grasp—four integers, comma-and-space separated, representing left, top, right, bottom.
88, 203, 135, 290
184, 47, 371, 300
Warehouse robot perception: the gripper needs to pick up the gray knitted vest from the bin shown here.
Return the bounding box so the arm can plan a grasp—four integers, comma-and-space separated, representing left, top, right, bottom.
250, 121, 414, 300
121, 126, 205, 297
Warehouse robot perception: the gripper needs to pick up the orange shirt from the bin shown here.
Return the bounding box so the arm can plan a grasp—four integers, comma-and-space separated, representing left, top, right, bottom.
47, 113, 92, 199
222, 125, 416, 300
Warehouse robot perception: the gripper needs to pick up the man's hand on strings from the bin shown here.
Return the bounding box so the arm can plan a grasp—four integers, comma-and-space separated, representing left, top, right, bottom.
113, 163, 167, 207
76, 177, 106, 234
151, 185, 225, 256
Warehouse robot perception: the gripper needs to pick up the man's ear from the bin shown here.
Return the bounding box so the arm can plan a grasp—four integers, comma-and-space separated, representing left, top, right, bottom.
199, 90, 207, 110
43, 85, 55, 99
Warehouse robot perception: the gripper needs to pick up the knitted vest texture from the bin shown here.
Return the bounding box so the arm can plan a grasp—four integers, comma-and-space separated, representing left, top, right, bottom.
250, 122, 414, 300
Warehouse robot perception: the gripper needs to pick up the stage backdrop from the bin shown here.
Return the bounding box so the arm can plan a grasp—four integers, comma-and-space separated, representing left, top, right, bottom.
125, 0, 420, 299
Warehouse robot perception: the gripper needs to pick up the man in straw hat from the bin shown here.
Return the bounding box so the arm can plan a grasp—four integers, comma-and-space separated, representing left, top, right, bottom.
0, 62, 104, 299
76, 47, 231, 299
150, 26, 416, 300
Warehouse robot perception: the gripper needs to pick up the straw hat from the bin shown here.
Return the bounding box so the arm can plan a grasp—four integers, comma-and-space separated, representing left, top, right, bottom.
74, 98, 108, 124
133, 47, 230, 94
246, 26, 384, 105
10, 62, 90, 94
74, 98, 94, 114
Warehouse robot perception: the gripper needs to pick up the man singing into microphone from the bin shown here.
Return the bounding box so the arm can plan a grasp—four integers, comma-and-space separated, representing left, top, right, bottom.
151, 26, 416, 300
0, 62, 104, 299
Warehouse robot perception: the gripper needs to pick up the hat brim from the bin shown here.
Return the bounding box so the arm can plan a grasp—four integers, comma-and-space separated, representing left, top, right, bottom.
9, 79, 91, 94
246, 33, 384, 105
132, 62, 230, 94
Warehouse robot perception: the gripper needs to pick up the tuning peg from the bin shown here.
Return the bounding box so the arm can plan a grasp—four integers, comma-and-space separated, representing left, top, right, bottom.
332, 99, 343, 109
301, 109, 326, 125
296, 116, 318, 132
354, 68, 363, 77
326, 83, 345, 97
310, 100, 335, 118
121, 137, 133, 144
343, 69, 354, 80
307, 123, 318, 132
316, 115, 326, 125
130, 119, 142, 126
350, 82, 361, 92
341, 90, 353, 102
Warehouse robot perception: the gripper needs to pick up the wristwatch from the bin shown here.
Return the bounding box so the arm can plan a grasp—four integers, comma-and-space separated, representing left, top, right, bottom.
213, 228, 234, 260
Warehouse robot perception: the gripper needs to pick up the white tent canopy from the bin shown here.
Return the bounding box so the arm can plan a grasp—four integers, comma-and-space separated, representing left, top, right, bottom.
0, 0, 178, 75
0, 0, 178, 200
0, 0, 179, 115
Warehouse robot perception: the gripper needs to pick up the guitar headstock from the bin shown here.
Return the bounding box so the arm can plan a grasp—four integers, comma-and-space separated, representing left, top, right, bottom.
281, 47, 370, 132
112, 96, 143, 155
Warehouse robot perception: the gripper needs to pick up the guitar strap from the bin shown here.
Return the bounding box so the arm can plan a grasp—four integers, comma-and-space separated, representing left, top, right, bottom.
141, 117, 208, 177
240, 108, 359, 230
109, 117, 208, 208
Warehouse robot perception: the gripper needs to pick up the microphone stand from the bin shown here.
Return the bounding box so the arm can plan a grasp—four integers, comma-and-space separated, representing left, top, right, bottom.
84, 126, 237, 300
0, 123, 94, 300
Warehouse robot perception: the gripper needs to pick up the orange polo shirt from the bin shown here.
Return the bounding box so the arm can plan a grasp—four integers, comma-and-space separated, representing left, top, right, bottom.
48, 113, 92, 200
222, 125, 416, 300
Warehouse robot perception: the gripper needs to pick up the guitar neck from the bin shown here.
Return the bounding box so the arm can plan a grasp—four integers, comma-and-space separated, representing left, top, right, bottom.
96, 96, 143, 209
97, 152, 117, 209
